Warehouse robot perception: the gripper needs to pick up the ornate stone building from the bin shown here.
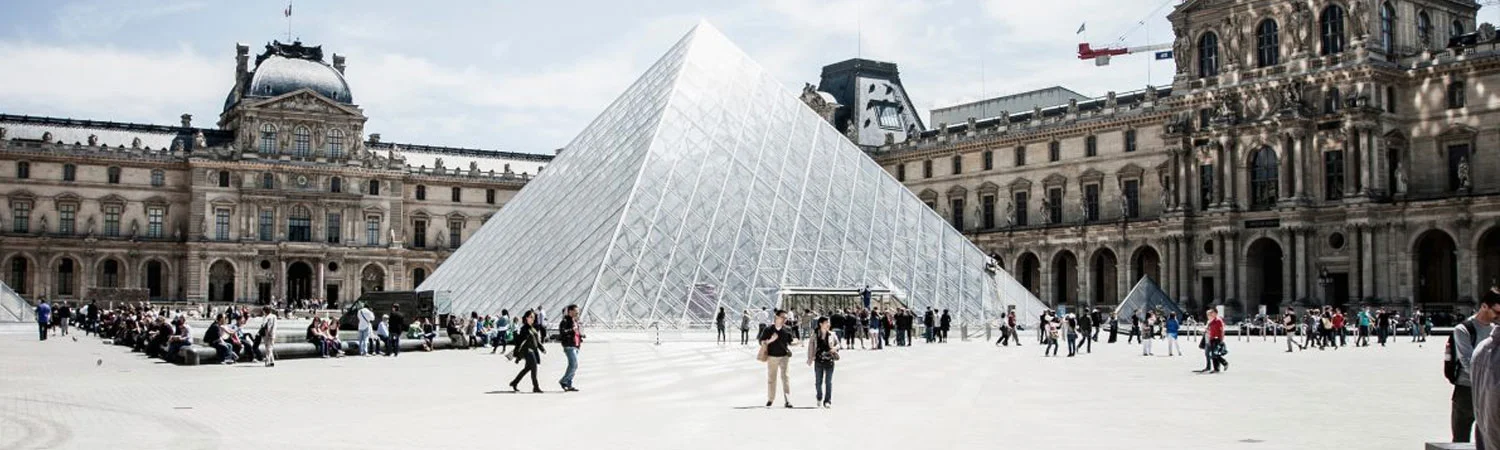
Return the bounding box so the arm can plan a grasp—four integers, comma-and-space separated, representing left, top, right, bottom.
0, 40, 551, 307
853, 0, 1500, 320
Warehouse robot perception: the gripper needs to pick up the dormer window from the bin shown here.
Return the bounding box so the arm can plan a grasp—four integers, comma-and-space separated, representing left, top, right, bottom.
876, 104, 902, 129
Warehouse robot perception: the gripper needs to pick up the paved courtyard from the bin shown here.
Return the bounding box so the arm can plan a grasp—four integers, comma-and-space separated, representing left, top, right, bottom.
0, 327, 1450, 450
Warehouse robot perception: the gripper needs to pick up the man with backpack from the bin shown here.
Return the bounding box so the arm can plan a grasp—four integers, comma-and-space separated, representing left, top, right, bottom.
1470, 284, 1500, 448
1448, 288, 1498, 444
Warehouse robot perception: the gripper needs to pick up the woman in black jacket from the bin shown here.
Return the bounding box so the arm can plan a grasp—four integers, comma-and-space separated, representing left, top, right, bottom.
509, 310, 546, 393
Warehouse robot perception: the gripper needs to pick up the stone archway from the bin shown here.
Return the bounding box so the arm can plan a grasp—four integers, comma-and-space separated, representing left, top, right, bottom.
208, 260, 235, 303
1051, 250, 1079, 306
1016, 253, 1041, 298
1247, 238, 1285, 314
361, 264, 386, 294
1414, 229, 1458, 310
7, 255, 31, 295
411, 267, 428, 289
144, 260, 166, 300
1478, 226, 1500, 296
286, 261, 313, 305
55, 257, 78, 298
1131, 246, 1161, 285
1091, 248, 1119, 306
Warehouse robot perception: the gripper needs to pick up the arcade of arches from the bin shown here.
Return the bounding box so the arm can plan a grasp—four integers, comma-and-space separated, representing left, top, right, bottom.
984, 223, 1500, 320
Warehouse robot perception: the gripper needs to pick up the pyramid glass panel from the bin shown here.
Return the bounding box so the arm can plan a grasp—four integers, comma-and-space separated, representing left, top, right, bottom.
419, 22, 1047, 329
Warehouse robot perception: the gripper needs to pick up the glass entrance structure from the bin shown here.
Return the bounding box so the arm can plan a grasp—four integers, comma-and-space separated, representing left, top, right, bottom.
419, 22, 1045, 329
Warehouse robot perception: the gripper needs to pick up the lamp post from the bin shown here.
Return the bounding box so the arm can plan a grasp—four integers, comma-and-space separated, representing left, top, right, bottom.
1317, 267, 1333, 307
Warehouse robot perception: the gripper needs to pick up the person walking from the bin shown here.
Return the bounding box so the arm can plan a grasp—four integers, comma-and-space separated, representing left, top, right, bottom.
739, 310, 751, 345
56, 303, 71, 336
558, 304, 584, 392
1165, 313, 1182, 356
35, 299, 51, 341
868, 308, 883, 350
1127, 313, 1142, 345
386, 304, 406, 357
939, 309, 952, 343
1064, 313, 1079, 357
922, 308, 935, 344
1077, 312, 1093, 354
508, 310, 546, 393
259, 306, 278, 367
356, 303, 375, 356
760, 309, 795, 408
1357, 307, 1373, 347
1450, 289, 1498, 443
490, 309, 512, 354
807, 316, 840, 408
715, 307, 727, 344
1197, 309, 1228, 373
1108, 312, 1119, 343
756, 307, 770, 337
1141, 313, 1156, 356
1043, 316, 1060, 357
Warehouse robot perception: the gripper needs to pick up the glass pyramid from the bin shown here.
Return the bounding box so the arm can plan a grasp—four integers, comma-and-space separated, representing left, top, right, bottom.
418, 22, 1045, 329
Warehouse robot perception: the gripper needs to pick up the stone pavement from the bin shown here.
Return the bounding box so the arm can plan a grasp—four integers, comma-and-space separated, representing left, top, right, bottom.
0, 330, 1451, 450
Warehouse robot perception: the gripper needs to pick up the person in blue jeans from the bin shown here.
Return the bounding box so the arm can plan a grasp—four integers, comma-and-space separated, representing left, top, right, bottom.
557, 304, 585, 392
807, 316, 840, 408
1165, 313, 1182, 356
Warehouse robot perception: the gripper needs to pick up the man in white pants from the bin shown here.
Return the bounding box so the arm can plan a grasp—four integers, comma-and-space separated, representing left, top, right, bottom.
356, 304, 375, 356
260, 306, 278, 368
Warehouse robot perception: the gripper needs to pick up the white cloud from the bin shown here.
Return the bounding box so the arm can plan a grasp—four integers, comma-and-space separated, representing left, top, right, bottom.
0, 42, 221, 123
54, 1, 207, 39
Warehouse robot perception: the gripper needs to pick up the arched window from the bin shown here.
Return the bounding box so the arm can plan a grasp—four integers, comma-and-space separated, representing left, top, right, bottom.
330, 176, 342, 193
101, 259, 120, 288
1452, 19, 1465, 38
8, 257, 27, 294
1250, 147, 1280, 210
416, 185, 427, 200
293, 126, 311, 158
288, 206, 311, 242
261, 173, 275, 189
412, 267, 427, 287
327, 129, 345, 159
1380, 2, 1395, 53
259, 123, 278, 154
1417, 11, 1432, 47
1198, 32, 1220, 78
56, 258, 75, 296
1320, 5, 1346, 56
1256, 19, 1280, 67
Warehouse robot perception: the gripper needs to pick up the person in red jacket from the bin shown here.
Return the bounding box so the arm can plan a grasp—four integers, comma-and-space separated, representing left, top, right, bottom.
1332, 308, 1347, 347
1197, 308, 1229, 374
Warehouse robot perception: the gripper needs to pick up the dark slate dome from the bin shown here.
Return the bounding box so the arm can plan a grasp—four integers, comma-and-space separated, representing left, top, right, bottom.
227, 41, 352, 110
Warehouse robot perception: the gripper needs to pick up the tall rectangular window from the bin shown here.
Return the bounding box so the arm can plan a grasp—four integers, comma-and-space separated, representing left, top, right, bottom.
1013, 191, 1029, 226
1123, 179, 1141, 219
1014, 146, 1027, 166
58, 204, 75, 235
950, 198, 965, 230
215, 209, 230, 241
147, 206, 163, 239
15, 162, 29, 179
895, 164, 905, 181
1085, 136, 1097, 157
287, 215, 311, 242
259, 210, 273, 241
107, 167, 121, 184
1385, 86, 1396, 113
448, 219, 463, 249
1124, 130, 1138, 152
366, 216, 381, 246
981, 194, 996, 229
982, 150, 994, 170
1324, 150, 1345, 200
922, 160, 933, 178
485, 189, 496, 205
1084, 184, 1100, 222
368, 180, 381, 196
1048, 142, 1061, 162
150, 170, 164, 187
12, 202, 30, 233
1200, 164, 1215, 208
451, 187, 462, 202
104, 204, 121, 236
218, 171, 230, 187
326, 212, 342, 244
62, 164, 75, 181
413, 220, 427, 248
951, 156, 962, 175
1047, 188, 1063, 224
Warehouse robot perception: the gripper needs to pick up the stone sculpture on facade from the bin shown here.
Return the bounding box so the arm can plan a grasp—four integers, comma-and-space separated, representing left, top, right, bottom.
1459, 156, 1472, 191
1290, 3, 1312, 53
1173, 25, 1191, 73
87, 134, 99, 146
1395, 161, 1408, 194
1004, 201, 1015, 227
1039, 197, 1053, 224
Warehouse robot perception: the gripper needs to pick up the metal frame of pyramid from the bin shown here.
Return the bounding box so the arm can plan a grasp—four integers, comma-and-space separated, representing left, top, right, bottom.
418, 22, 1046, 329
1112, 276, 1186, 323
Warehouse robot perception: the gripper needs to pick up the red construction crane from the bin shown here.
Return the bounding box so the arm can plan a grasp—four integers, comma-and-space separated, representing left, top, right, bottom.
1076, 42, 1172, 66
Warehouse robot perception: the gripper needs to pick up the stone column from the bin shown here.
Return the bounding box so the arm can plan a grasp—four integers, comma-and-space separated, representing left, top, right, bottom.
1161, 238, 1174, 299
1216, 232, 1227, 305
1229, 233, 1242, 310
1281, 136, 1295, 200
1292, 133, 1308, 199
1281, 229, 1295, 308
316, 260, 326, 305
1356, 225, 1370, 302
1345, 127, 1359, 197
1171, 148, 1184, 209
1040, 254, 1054, 307
1183, 235, 1196, 308
278, 260, 288, 304
1294, 228, 1309, 302
1118, 246, 1131, 306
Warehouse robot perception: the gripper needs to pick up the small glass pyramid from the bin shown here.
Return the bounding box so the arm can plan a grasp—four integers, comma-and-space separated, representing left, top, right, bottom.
419, 22, 1044, 329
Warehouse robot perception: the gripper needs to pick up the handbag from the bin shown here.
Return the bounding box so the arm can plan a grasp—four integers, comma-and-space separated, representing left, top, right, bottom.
1198, 339, 1206, 349
756, 344, 769, 362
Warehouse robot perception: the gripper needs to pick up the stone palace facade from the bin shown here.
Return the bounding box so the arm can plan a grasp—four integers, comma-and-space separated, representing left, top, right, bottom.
828, 0, 1500, 319
0, 40, 551, 307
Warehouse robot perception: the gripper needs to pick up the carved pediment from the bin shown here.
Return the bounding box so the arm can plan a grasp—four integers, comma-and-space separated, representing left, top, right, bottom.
977, 181, 1002, 194
252, 90, 362, 117
917, 188, 939, 200
99, 194, 127, 205
208, 197, 237, 207
53, 192, 81, 203
946, 185, 968, 197
1008, 177, 1033, 191
1440, 124, 1478, 139
1079, 168, 1105, 182
1117, 163, 1145, 178
1042, 173, 1068, 187
446, 212, 468, 221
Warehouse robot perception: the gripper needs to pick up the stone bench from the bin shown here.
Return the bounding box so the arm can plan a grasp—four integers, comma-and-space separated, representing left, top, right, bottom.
1425, 443, 1475, 450
175, 337, 455, 365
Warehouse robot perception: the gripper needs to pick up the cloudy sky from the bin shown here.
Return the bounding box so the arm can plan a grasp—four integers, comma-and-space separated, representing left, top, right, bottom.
1, 1, 1493, 155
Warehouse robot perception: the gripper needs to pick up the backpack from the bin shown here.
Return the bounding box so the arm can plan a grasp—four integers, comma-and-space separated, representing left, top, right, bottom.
1444, 319, 1478, 385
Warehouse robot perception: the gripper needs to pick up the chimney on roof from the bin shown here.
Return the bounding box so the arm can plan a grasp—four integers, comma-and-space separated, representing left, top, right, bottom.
180, 114, 193, 128
369, 133, 381, 144
233, 44, 250, 101
332, 54, 346, 74
554, 147, 563, 155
